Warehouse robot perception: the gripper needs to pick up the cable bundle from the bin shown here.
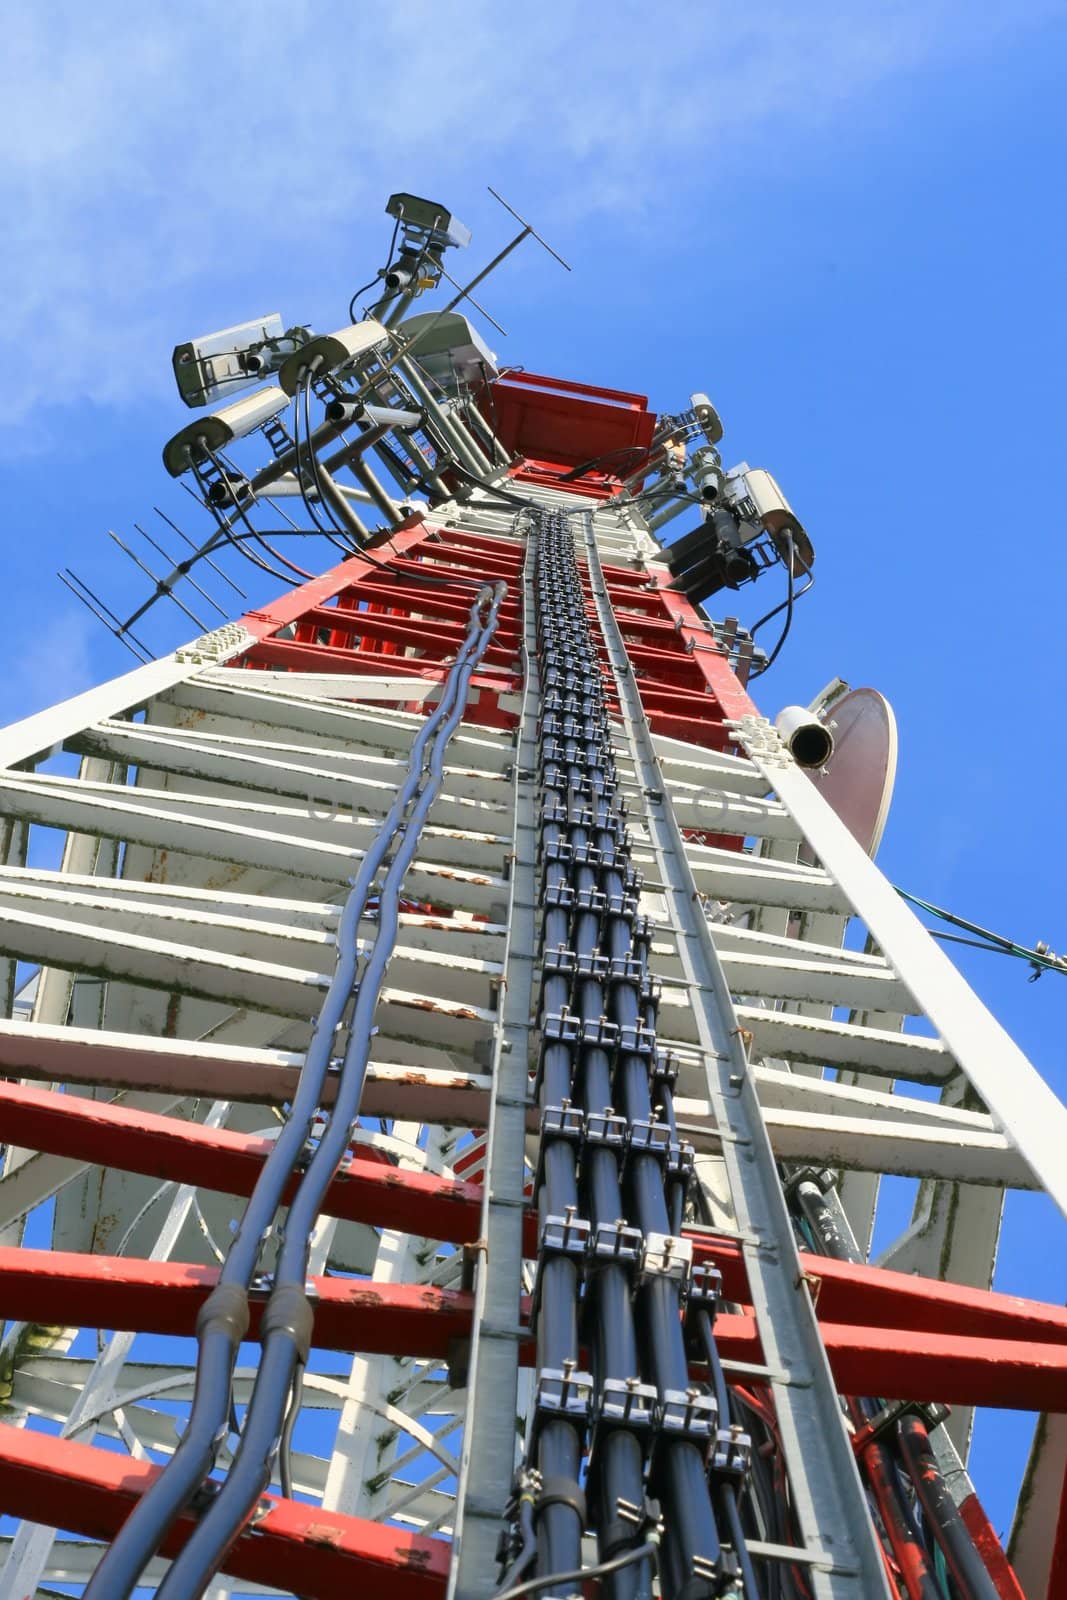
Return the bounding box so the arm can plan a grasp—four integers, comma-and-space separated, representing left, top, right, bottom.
87, 580, 506, 1600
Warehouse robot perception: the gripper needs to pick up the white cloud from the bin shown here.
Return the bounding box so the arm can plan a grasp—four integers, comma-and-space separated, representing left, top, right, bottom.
0, 0, 1061, 432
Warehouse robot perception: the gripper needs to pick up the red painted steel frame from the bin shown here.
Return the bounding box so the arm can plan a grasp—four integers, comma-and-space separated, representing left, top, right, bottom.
0, 1248, 471, 1354
233, 518, 523, 724
2, 1243, 1066, 1411
0, 1081, 484, 1243
1, 398, 1039, 1594
0, 1424, 449, 1600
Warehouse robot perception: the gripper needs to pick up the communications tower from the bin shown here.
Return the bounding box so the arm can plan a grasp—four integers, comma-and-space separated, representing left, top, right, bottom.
0, 192, 1064, 1600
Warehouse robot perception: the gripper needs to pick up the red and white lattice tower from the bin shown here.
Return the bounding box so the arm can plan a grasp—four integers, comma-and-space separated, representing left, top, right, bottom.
0, 194, 1064, 1600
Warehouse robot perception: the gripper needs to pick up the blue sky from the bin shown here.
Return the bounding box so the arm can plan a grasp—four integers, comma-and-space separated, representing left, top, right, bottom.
3, 0, 1067, 1550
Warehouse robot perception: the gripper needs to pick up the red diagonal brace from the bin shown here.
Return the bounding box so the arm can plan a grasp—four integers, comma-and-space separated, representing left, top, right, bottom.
0, 1423, 448, 1600
0, 1081, 483, 1244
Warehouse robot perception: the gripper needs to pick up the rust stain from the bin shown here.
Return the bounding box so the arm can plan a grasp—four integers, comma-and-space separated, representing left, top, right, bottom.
302, 1522, 344, 1549
399, 1547, 434, 1570
404, 997, 480, 1021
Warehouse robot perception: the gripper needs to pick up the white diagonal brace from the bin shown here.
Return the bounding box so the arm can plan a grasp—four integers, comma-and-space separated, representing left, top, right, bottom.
738, 719, 1067, 1217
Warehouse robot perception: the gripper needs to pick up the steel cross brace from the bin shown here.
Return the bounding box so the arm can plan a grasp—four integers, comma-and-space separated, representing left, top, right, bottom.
732, 717, 1067, 1218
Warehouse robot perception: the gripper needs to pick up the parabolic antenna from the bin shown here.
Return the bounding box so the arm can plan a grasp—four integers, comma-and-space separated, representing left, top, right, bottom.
809, 686, 898, 858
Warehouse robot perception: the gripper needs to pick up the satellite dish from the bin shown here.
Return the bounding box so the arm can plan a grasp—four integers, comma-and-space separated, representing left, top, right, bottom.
809, 686, 898, 858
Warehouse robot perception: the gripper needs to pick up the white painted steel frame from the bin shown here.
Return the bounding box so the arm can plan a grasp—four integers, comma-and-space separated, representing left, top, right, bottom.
0, 480, 1062, 1595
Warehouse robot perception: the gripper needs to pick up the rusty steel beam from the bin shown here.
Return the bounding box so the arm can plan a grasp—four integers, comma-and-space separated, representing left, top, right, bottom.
0, 1080, 483, 1243
692, 1232, 1067, 1349
0, 1248, 472, 1355
2, 1244, 1065, 1411
0, 1422, 449, 1600
0, 1022, 496, 1124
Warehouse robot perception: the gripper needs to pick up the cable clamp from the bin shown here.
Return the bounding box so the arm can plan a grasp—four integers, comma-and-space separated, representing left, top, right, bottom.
541, 944, 577, 980
539, 1209, 592, 1260
654, 1386, 719, 1444
584, 1108, 628, 1150
575, 951, 610, 982
666, 1139, 697, 1191
539, 1101, 585, 1143
650, 1048, 679, 1091
607, 953, 648, 987
850, 1398, 950, 1456
530, 1209, 591, 1319
593, 1375, 658, 1433
533, 1099, 584, 1186
588, 1015, 621, 1050
540, 795, 568, 826
586, 1218, 644, 1273
604, 890, 641, 923
496, 1465, 542, 1573
639, 1232, 693, 1291
542, 880, 575, 910
709, 1424, 753, 1484
624, 1118, 672, 1172
530, 1362, 594, 1438
541, 1009, 582, 1046
615, 1023, 658, 1063
687, 1261, 724, 1316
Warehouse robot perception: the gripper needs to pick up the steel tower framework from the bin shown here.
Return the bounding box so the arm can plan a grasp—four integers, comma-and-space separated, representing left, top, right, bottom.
0, 201, 1065, 1599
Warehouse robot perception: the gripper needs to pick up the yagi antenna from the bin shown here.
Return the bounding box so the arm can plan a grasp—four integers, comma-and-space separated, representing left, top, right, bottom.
152, 507, 248, 600
436, 263, 508, 337
132, 522, 230, 620
106, 528, 211, 633
486, 186, 572, 271
58, 570, 153, 662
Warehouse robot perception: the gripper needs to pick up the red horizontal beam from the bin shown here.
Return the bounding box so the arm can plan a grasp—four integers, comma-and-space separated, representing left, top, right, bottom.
353, 560, 522, 607
391, 548, 519, 583
294, 604, 518, 666
0, 1422, 448, 1600
243, 636, 517, 692
0, 1081, 483, 1244
646, 710, 733, 749
813, 1322, 1067, 1412
692, 1233, 1067, 1350
0, 1248, 472, 1355
6, 1077, 1064, 1365
340, 579, 520, 628
695, 1316, 1067, 1410
4, 1237, 1066, 1410
427, 526, 526, 565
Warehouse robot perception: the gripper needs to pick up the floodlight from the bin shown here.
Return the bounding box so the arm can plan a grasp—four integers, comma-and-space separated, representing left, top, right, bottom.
386, 193, 472, 251
161, 386, 290, 477
277, 320, 390, 396
172, 315, 285, 408
690, 392, 724, 444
